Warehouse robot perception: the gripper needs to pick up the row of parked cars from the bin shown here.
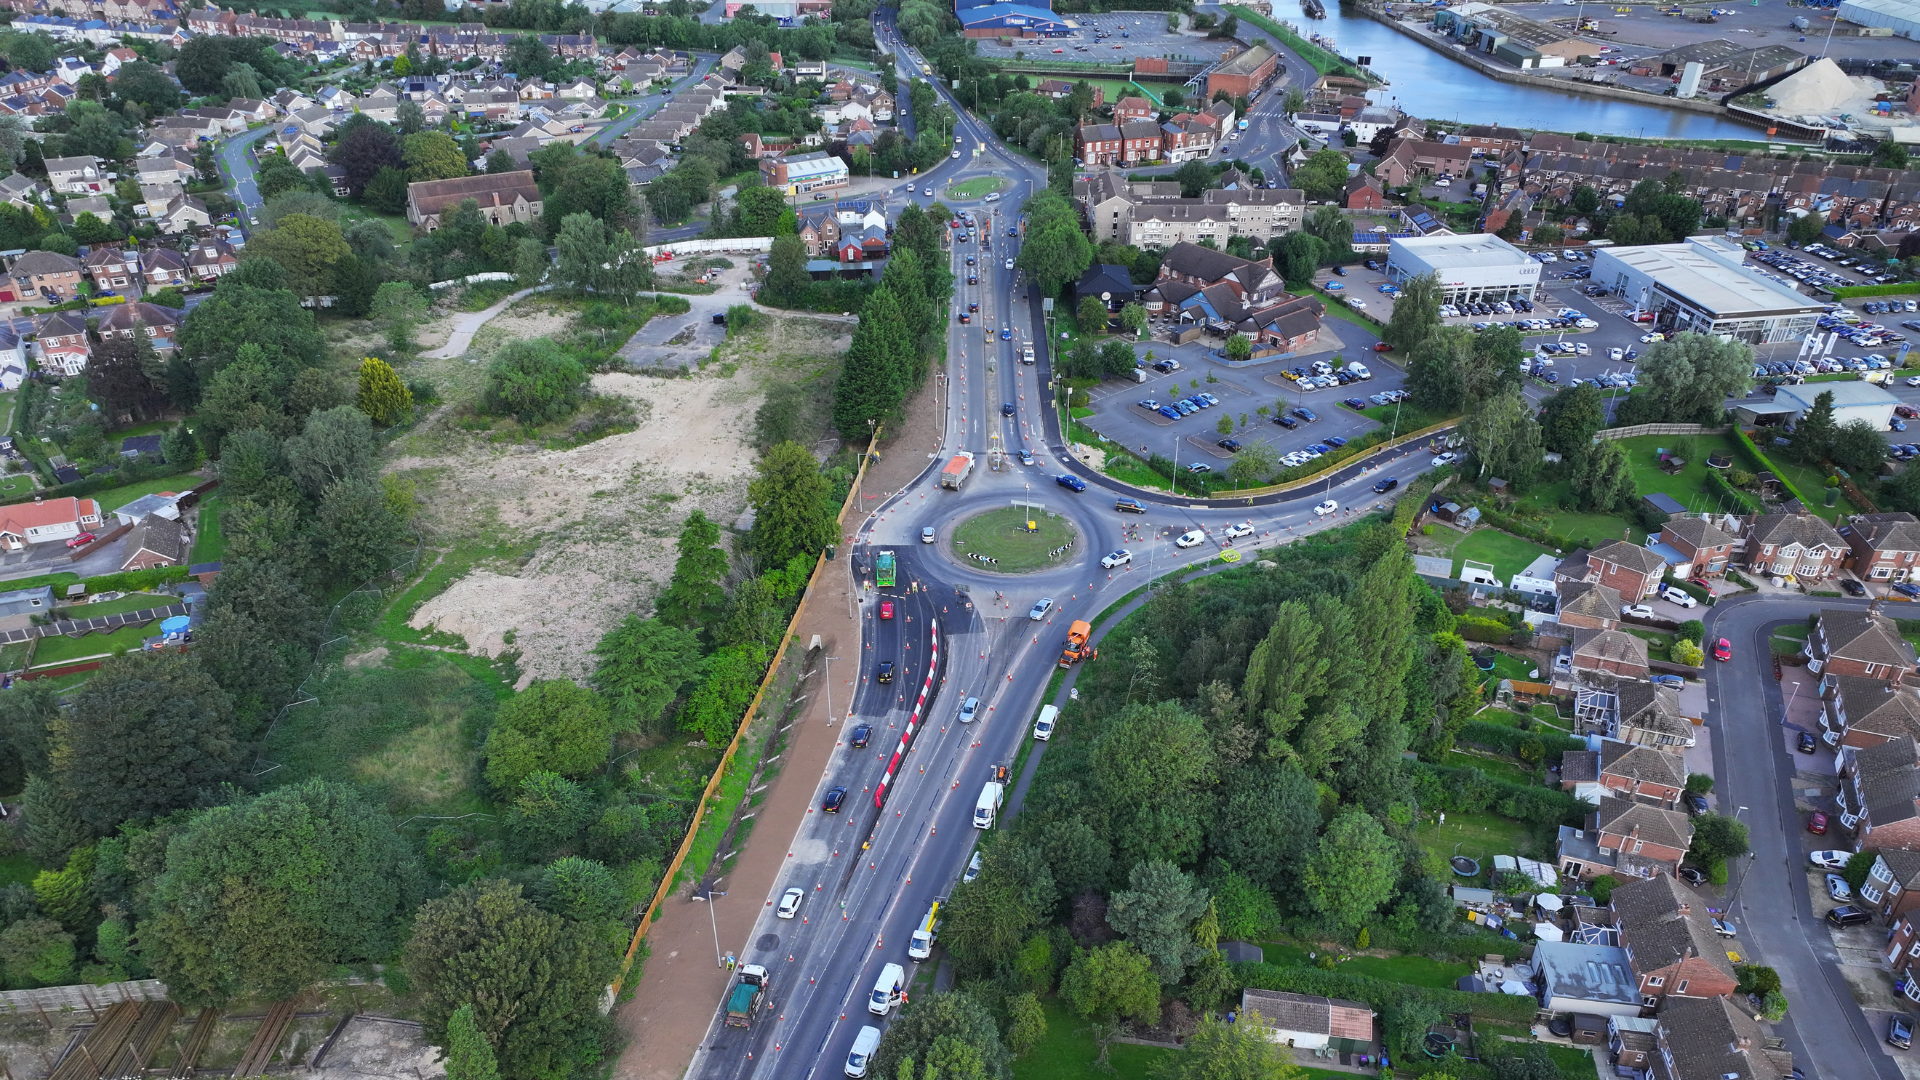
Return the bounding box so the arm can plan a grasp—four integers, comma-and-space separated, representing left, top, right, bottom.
1135, 391, 1221, 420
1442, 298, 1537, 318
1817, 311, 1906, 349
1750, 246, 1860, 292
1796, 242, 1902, 285
1342, 389, 1409, 410
1278, 359, 1372, 390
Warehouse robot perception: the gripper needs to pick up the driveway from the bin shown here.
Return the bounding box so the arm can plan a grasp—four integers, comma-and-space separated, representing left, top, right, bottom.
617, 264, 759, 370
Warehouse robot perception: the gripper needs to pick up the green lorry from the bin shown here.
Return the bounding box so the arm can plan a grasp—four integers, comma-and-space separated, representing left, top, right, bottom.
725, 965, 770, 1028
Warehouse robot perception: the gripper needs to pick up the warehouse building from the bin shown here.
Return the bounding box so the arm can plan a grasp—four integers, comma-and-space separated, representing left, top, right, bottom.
1772, 381, 1901, 430
1386, 233, 1540, 304
1838, 0, 1920, 41
1589, 236, 1825, 344
1434, 2, 1593, 68
957, 1, 1073, 35
1205, 43, 1279, 99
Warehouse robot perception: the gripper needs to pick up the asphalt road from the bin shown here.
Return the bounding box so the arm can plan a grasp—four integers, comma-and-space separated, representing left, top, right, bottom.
1707, 594, 1904, 1080
589, 53, 718, 149
215, 124, 275, 215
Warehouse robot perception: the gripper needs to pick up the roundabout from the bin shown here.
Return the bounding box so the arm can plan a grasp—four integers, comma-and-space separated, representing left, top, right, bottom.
949, 504, 1078, 573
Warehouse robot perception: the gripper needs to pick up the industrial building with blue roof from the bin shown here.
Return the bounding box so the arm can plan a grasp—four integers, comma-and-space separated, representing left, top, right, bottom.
956, 1, 1073, 34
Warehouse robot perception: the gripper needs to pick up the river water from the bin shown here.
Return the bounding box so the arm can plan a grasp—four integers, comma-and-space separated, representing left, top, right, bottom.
1250, 0, 1767, 139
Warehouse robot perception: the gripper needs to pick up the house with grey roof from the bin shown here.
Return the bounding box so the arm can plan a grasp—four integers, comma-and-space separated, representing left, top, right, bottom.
1843, 511, 1920, 583
1810, 606, 1915, 682
1746, 512, 1847, 580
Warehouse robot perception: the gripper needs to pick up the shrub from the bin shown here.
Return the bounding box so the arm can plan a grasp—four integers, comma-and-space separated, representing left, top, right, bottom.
1673, 639, 1705, 666
1588, 875, 1618, 905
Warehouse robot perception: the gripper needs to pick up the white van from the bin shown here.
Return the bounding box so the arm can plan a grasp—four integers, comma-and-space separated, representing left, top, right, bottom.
1346, 361, 1371, 380
846, 1025, 882, 1077
1022, 345, 1035, 365
908, 900, 941, 960
869, 963, 905, 1016
974, 781, 1004, 829
1033, 704, 1058, 741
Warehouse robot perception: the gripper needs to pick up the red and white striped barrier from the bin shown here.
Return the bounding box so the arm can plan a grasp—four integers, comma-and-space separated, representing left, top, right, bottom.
874, 621, 942, 809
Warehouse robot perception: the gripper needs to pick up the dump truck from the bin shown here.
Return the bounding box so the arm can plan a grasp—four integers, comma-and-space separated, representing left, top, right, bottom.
1058, 620, 1096, 668
940, 451, 976, 490
726, 965, 770, 1027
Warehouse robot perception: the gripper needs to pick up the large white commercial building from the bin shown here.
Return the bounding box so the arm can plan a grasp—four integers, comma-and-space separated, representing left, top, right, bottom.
1771, 381, 1901, 430
1386, 233, 1540, 304
1589, 236, 1825, 344
1837, 0, 1920, 40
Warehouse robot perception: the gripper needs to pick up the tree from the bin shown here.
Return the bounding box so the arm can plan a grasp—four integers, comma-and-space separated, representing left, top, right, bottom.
872, 992, 1012, 1080
484, 339, 589, 424
0, 918, 75, 988
403, 879, 618, 1080
1303, 808, 1399, 929
58, 651, 241, 835
487, 149, 519, 175
655, 510, 730, 629
1120, 302, 1149, 337
530, 857, 626, 926
1151, 1014, 1301, 1080
1638, 332, 1753, 424
763, 234, 812, 306
1790, 389, 1838, 463
1005, 992, 1047, 1058
1225, 335, 1252, 362
1405, 325, 1470, 413
484, 680, 615, 791
1060, 941, 1161, 1027
591, 616, 704, 737
728, 186, 797, 237
395, 99, 427, 136
113, 59, 183, 111
318, 478, 407, 582
371, 281, 427, 355
1292, 149, 1351, 202
1574, 438, 1635, 512
749, 441, 835, 567
1208, 760, 1320, 900
1173, 159, 1214, 199
1016, 190, 1092, 300
1538, 383, 1607, 462
0, 680, 56, 792
442, 1004, 500, 1080
1464, 390, 1544, 490
144, 780, 426, 1006
178, 274, 327, 394
1382, 271, 1441, 353
1106, 860, 1211, 984
1304, 204, 1352, 257
404, 131, 468, 181
1688, 812, 1750, 866
221, 62, 263, 102
502, 772, 598, 859
363, 166, 412, 214
1077, 293, 1108, 333
1673, 639, 1705, 666
1787, 210, 1827, 246
1831, 419, 1888, 473
356, 356, 414, 427
284, 405, 377, 501
1533, 223, 1564, 246
246, 214, 350, 299
1272, 232, 1325, 287
554, 212, 651, 304
938, 841, 1046, 981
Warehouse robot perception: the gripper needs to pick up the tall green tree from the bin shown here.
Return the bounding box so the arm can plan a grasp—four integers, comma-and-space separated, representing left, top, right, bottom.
318, 477, 408, 582
833, 288, 911, 439
1832, 419, 1888, 473
484, 339, 590, 424
1636, 332, 1752, 424
1405, 326, 1471, 413
1059, 941, 1161, 1027
356, 356, 414, 427
1382, 272, 1442, 354
403, 130, 468, 181
1016, 190, 1092, 299
748, 441, 835, 567
1574, 439, 1636, 512
1791, 389, 1838, 463
58, 651, 242, 835
443, 1004, 501, 1080
1106, 860, 1211, 984
1150, 1014, 1302, 1080
592, 616, 705, 737
1207, 761, 1320, 901
871, 991, 1013, 1080
654, 510, 730, 629
1463, 390, 1545, 489
1538, 383, 1607, 462
484, 681, 615, 791
1241, 601, 1326, 757
763, 234, 812, 306
1303, 808, 1400, 929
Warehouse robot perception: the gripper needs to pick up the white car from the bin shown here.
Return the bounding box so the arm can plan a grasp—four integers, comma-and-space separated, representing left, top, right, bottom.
923, 187, 933, 196
1609, 347, 1624, 361
777, 887, 804, 919
1029, 598, 1054, 620
1314, 499, 1337, 515
984, 192, 1001, 202
1004, 258, 1015, 270
1811, 850, 1852, 870
921, 526, 935, 543
963, 850, 982, 882
1100, 549, 1132, 568
1660, 585, 1698, 608
1906, 375, 1920, 387
1033, 711, 1054, 740
1621, 604, 1656, 620
1431, 451, 1458, 467
951, 150, 959, 158
1174, 529, 1206, 548
1828, 873, 1852, 901
958, 696, 978, 723
1223, 523, 1253, 539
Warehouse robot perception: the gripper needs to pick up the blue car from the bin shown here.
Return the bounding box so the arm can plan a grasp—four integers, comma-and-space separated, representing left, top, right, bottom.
1308, 443, 1331, 454
1055, 474, 1087, 492
1294, 407, 1318, 423
1190, 397, 1210, 409
1651, 674, 1685, 689
1158, 406, 1180, 419
1897, 582, 1920, 598
1326, 435, 1348, 447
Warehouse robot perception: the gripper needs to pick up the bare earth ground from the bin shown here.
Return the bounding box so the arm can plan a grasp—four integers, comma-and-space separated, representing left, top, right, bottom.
385, 310, 849, 687
611, 371, 946, 1080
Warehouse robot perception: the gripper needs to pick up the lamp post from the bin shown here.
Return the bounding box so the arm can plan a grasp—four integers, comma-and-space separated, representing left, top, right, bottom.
824, 655, 840, 726
693, 889, 726, 968
1723, 806, 1757, 916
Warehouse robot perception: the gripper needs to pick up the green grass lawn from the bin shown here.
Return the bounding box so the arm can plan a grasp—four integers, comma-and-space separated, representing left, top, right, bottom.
1446, 748, 1537, 787
946, 175, 1006, 199
1451, 529, 1554, 582
0, 472, 33, 498
55, 592, 175, 619
1624, 626, 1676, 662
1412, 810, 1542, 879
1258, 942, 1472, 990
32, 621, 153, 665
88, 473, 200, 515
191, 496, 223, 564
952, 506, 1080, 572
1360, 401, 1454, 438
1546, 1044, 1600, 1080
1612, 432, 1857, 521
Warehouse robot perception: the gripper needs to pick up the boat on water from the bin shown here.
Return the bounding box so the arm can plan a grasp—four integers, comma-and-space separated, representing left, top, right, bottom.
1302, 0, 1326, 17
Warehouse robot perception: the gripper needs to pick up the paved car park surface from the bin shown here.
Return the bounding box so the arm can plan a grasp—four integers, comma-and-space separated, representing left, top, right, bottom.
969, 16, 1236, 65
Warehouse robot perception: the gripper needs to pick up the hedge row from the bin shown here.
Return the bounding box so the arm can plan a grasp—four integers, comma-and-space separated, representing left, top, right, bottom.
1457, 615, 1518, 643
1470, 503, 1585, 555
1408, 760, 1593, 827
1702, 467, 1761, 515
0, 457, 190, 508
1830, 281, 1920, 299
1732, 427, 1816, 512
1392, 477, 1436, 536
1457, 720, 1584, 759
1232, 961, 1540, 1024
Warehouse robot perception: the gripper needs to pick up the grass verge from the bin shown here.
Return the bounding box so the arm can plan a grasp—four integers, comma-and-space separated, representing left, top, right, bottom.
951, 506, 1079, 573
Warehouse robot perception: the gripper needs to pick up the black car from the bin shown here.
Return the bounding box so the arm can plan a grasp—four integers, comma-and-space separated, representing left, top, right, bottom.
1056, 474, 1087, 492
1828, 905, 1873, 926
1294, 407, 1318, 423
850, 723, 872, 749
1331, 265, 1347, 276
1373, 477, 1399, 494
1218, 439, 1241, 452
1892, 1016, 1914, 1050
1677, 866, 1707, 886
1115, 497, 1146, 513
1343, 397, 1368, 410
822, 786, 847, 813
1001, 402, 1015, 416
1799, 730, 1818, 753
877, 660, 894, 683
1842, 578, 1867, 596
1274, 414, 1299, 428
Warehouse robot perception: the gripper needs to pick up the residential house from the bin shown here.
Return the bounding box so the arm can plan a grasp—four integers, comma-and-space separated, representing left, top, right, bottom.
1865, 848, 1920, 933
140, 247, 188, 287
407, 170, 543, 231
1582, 539, 1670, 600
1589, 797, 1695, 879
1555, 580, 1623, 631
1810, 606, 1916, 681
83, 246, 137, 292
119, 514, 188, 571
96, 301, 181, 352
1073, 171, 1183, 243
0, 495, 102, 550
1374, 138, 1474, 188
0, 172, 43, 209
68, 199, 112, 226
1127, 187, 1304, 248
1347, 106, 1404, 145
157, 194, 210, 235
1572, 680, 1692, 748
1559, 738, 1687, 807
1344, 172, 1386, 210
1154, 243, 1286, 305
1649, 995, 1794, 1080
186, 238, 239, 281
1566, 626, 1652, 681
43, 154, 103, 194
1838, 735, 1920, 847
32, 310, 89, 375
1843, 512, 1920, 583
1160, 112, 1220, 162
1112, 95, 1153, 123
1819, 674, 1920, 752
1658, 514, 1741, 578
1606, 1016, 1661, 1075
0, 325, 25, 390
1237, 990, 1374, 1053
1746, 512, 1847, 580
12, 249, 84, 302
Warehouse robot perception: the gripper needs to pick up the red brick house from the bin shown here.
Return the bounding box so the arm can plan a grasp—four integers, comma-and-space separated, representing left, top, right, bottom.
1819, 674, 1920, 751
1559, 739, 1687, 807
1659, 515, 1740, 578
1842, 512, 1920, 583
1584, 540, 1669, 600
1555, 580, 1622, 631
11, 249, 83, 302
1076, 122, 1123, 167
1866, 849, 1920, 930
1611, 873, 1737, 1004
1568, 626, 1652, 681
1810, 607, 1916, 682
1343, 173, 1385, 210
32, 311, 89, 376
1112, 96, 1154, 124
1746, 512, 1847, 580
1592, 796, 1694, 880
1837, 735, 1920, 847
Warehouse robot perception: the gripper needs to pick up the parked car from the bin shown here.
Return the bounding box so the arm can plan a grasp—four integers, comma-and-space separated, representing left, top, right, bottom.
1688, 794, 1710, 814
1898, 582, 1920, 598
1809, 810, 1829, 834
1842, 578, 1867, 596
1892, 1016, 1914, 1050
1678, 866, 1707, 886
1293, 407, 1318, 423
1622, 604, 1656, 619
963, 851, 983, 882
1224, 523, 1254, 539
1432, 451, 1458, 467
1827, 873, 1852, 901
1810, 850, 1851, 869
1800, 730, 1819, 753
66, 532, 94, 549
1651, 674, 1685, 689
1660, 585, 1698, 607
1828, 905, 1872, 926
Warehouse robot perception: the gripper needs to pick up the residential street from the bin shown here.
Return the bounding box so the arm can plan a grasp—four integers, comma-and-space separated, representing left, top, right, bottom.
215, 124, 274, 214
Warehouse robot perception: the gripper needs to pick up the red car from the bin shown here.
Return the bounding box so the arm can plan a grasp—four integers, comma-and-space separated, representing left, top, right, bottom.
65, 532, 94, 549
1808, 811, 1829, 835
1373, 342, 1393, 352
1713, 638, 1732, 662
1689, 575, 1717, 596
879, 600, 894, 620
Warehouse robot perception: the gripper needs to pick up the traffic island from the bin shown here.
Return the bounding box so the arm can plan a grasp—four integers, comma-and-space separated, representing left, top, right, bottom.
950, 505, 1078, 573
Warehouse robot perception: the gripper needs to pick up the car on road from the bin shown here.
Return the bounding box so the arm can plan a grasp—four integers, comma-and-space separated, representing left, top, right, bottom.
1000, 327, 1011, 340
1101, 550, 1132, 568
958, 696, 979, 723
1898, 582, 1920, 599
1809, 810, 1829, 834
65, 532, 94, 549
1651, 674, 1685, 689
1224, 523, 1253, 539
923, 187, 933, 196
1811, 850, 1852, 869
1001, 402, 1015, 417
1828, 905, 1872, 926
1004, 258, 1014, 270
822, 787, 847, 813
879, 600, 894, 620
1033, 708, 1055, 740
1018, 449, 1034, 466
1115, 497, 1145, 513
1800, 730, 1819, 753
1373, 341, 1393, 352
777, 887, 804, 919
1187, 462, 1211, 474
877, 660, 894, 684
1314, 499, 1338, 515
1713, 638, 1732, 661
1432, 451, 1458, 467
1056, 474, 1086, 492
1175, 529, 1206, 548
1622, 604, 1655, 619
1892, 1016, 1914, 1050
1373, 477, 1399, 494
850, 723, 872, 748
1218, 439, 1241, 452
950, 150, 959, 158
921, 526, 935, 543
1029, 598, 1054, 620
